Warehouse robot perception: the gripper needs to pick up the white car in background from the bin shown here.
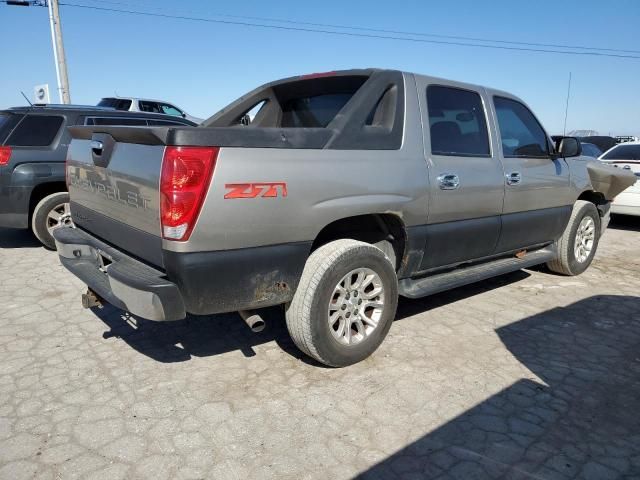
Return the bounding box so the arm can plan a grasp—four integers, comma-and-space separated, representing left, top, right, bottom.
599, 141, 640, 216
97, 97, 203, 124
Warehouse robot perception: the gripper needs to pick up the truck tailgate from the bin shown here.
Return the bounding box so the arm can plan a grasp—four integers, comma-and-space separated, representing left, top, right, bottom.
66, 132, 165, 267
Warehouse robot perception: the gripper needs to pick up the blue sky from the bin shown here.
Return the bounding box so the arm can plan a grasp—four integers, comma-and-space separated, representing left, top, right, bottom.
1, 0, 639, 135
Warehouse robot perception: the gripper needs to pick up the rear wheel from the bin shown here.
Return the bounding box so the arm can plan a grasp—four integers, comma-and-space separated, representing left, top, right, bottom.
31, 192, 73, 250
547, 200, 600, 276
286, 239, 398, 367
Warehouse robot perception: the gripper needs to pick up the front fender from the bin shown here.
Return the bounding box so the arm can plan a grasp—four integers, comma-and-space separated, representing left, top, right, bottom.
586, 161, 636, 200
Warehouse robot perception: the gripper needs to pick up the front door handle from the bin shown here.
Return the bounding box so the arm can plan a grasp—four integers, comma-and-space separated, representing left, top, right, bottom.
437, 173, 460, 190
506, 172, 522, 185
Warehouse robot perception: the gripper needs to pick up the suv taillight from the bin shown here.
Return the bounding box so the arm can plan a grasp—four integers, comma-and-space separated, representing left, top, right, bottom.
0, 146, 11, 166
160, 146, 218, 241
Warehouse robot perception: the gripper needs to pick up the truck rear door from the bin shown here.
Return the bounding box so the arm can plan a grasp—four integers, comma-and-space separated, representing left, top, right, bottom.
417, 79, 505, 270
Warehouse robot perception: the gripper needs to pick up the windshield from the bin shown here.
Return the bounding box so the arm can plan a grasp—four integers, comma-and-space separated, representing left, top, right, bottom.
602, 144, 640, 160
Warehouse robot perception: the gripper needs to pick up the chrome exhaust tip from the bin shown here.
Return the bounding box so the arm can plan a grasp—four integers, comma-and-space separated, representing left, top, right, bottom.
238, 310, 265, 333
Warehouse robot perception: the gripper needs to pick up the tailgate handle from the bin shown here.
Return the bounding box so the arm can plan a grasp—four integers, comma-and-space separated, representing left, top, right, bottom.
90, 140, 104, 155
90, 133, 115, 167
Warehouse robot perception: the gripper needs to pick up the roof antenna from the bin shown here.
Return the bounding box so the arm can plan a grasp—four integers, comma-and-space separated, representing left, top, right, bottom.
20, 91, 33, 107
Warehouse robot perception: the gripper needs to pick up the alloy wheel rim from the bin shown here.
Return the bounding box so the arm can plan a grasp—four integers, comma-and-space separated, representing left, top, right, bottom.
574, 216, 595, 263
328, 267, 385, 346
46, 202, 73, 235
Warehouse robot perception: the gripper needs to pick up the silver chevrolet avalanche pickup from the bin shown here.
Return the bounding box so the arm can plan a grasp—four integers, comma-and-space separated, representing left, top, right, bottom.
54, 69, 635, 367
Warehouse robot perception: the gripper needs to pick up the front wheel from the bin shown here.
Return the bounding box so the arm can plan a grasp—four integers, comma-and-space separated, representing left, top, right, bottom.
286, 239, 398, 367
31, 192, 73, 250
547, 200, 601, 276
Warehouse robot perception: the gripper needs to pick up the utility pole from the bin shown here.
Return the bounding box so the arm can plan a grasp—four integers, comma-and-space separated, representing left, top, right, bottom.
47, 0, 71, 103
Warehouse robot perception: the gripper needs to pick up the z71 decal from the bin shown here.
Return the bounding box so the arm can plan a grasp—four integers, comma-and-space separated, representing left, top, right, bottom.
224, 182, 288, 199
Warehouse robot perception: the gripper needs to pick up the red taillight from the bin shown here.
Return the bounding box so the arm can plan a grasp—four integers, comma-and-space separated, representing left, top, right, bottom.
0, 146, 11, 166
160, 146, 218, 241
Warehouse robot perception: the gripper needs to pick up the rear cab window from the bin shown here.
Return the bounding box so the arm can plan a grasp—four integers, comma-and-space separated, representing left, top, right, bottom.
427, 85, 491, 157
6, 115, 64, 147
493, 97, 550, 158
203, 71, 404, 149
282, 93, 356, 128
209, 75, 368, 129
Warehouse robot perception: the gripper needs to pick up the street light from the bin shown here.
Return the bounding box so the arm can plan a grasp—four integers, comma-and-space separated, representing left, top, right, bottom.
6, 0, 71, 104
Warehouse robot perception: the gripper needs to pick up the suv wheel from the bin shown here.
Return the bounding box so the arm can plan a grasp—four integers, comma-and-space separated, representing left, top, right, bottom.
31, 192, 73, 250
286, 239, 398, 367
546, 200, 601, 276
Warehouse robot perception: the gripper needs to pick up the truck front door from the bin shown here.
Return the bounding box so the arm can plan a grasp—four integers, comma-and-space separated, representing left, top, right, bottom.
490, 95, 572, 253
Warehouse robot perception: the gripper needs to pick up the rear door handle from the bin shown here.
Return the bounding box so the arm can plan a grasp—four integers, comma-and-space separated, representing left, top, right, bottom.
437, 173, 460, 190
506, 172, 522, 185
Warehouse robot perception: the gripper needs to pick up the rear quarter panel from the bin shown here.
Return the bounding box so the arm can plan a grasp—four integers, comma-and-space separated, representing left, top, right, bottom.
165, 75, 428, 253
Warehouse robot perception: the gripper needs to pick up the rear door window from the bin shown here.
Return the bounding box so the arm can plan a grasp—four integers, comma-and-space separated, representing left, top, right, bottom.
427, 85, 490, 156
7, 115, 64, 147
494, 97, 549, 158
139, 101, 162, 114
98, 98, 132, 110
601, 144, 640, 160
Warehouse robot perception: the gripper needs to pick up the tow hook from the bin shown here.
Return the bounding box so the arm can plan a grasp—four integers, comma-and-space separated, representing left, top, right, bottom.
238, 310, 266, 333
81, 288, 103, 309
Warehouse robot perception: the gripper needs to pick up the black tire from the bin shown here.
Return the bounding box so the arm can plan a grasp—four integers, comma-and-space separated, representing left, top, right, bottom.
546, 200, 601, 276
31, 192, 71, 250
285, 239, 398, 367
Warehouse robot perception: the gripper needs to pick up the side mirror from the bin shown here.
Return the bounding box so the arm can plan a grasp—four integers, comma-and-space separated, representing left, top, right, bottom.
557, 137, 582, 158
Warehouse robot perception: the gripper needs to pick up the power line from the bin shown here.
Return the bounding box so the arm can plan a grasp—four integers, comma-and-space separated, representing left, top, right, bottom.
56, 2, 640, 60
156, 7, 640, 55
78, 0, 640, 55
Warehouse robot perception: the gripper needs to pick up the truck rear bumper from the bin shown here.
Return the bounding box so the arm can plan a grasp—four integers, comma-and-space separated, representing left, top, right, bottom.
53, 226, 186, 321
54, 226, 312, 320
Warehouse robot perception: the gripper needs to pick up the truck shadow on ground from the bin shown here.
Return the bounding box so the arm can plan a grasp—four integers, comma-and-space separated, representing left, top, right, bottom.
358, 294, 640, 479
609, 214, 640, 232
0, 227, 42, 248
91, 270, 531, 365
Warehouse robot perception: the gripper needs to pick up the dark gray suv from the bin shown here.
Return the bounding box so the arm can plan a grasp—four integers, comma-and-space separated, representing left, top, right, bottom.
0, 105, 197, 248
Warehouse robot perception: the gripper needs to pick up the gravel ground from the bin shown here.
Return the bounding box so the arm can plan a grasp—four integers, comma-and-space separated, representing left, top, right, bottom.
0, 217, 639, 480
